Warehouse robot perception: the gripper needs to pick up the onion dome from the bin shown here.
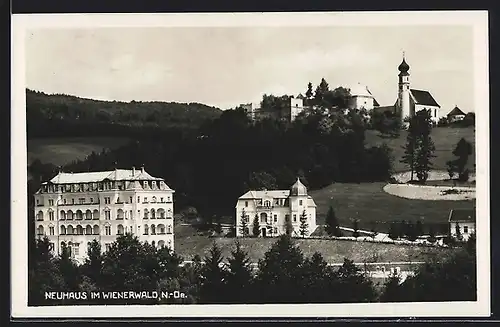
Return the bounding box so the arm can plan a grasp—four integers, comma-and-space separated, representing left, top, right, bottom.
398, 58, 410, 74
290, 177, 307, 196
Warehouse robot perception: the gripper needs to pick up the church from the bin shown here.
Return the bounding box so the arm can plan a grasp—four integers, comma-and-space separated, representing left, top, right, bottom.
371, 56, 441, 125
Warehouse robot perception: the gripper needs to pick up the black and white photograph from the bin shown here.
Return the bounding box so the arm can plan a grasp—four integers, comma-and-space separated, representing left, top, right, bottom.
11, 11, 490, 318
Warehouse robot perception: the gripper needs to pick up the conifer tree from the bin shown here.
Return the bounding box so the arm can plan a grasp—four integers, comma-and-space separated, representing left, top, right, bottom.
252, 214, 260, 237
200, 241, 227, 303
225, 240, 253, 303
325, 205, 341, 236
299, 210, 309, 238
239, 209, 249, 237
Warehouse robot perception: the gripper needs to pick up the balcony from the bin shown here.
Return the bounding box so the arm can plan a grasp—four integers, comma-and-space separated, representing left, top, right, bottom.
256, 205, 274, 210
36, 203, 44, 207
59, 202, 100, 207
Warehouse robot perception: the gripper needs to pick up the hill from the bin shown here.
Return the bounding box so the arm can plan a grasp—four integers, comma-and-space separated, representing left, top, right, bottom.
26, 89, 223, 138
365, 127, 475, 172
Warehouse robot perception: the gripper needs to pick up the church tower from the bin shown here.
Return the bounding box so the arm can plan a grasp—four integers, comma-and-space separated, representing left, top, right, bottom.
397, 53, 412, 126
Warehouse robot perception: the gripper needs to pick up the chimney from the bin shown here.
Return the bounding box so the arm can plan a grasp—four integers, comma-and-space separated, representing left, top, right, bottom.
132, 166, 136, 176
141, 166, 145, 174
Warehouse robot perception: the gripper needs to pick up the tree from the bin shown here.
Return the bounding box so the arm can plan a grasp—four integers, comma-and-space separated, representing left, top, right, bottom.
352, 219, 360, 238
335, 258, 376, 302
225, 240, 254, 303
455, 222, 463, 242
29, 237, 66, 305
428, 225, 437, 243
255, 235, 305, 303
200, 241, 227, 303
56, 242, 81, 292
306, 82, 314, 99
252, 214, 260, 237
400, 119, 418, 181
401, 110, 436, 183
406, 221, 417, 241
300, 252, 336, 302
413, 110, 436, 183
298, 210, 309, 238
446, 160, 456, 180
451, 138, 473, 182
81, 239, 103, 290
239, 209, 249, 237
388, 222, 398, 240
325, 205, 341, 237
415, 220, 424, 238
379, 271, 403, 302
285, 216, 294, 236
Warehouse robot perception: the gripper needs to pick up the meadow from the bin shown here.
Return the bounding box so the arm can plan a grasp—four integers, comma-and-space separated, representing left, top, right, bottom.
365, 126, 475, 172
174, 225, 455, 264
27, 137, 130, 166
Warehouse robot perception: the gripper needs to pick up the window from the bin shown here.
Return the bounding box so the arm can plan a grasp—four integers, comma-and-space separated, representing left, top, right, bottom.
273, 214, 277, 223
160, 197, 164, 203
49, 243, 54, 251
273, 227, 278, 234
434, 109, 437, 117
144, 225, 149, 235
130, 210, 133, 219
104, 197, 111, 204
105, 243, 111, 252
464, 226, 469, 234
299, 200, 303, 206
167, 225, 172, 234
285, 214, 290, 222
105, 225, 111, 235
143, 182, 148, 188
79, 198, 85, 204
152, 196, 157, 203
151, 225, 156, 235
63, 199, 67, 205
60, 226, 66, 235
137, 196, 140, 203
264, 200, 271, 207
105, 210, 111, 220
72, 199, 75, 205
129, 196, 133, 203
167, 196, 171, 202
36, 211, 44, 221
36, 199, 40, 206
49, 211, 54, 221
49, 226, 55, 235
144, 197, 148, 203
48, 199, 54, 206
293, 214, 297, 222
90, 198, 94, 203
117, 197, 121, 203
245, 201, 248, 207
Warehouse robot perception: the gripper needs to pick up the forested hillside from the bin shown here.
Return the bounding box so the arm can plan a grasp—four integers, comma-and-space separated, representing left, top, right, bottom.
26, 89, 222, 138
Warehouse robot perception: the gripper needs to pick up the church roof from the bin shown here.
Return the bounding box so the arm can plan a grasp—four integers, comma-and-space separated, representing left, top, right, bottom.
398, 58, 410, 73
448, 208, 475, 223
447, 106, 466, 117
410, 89, 440, 107
290, 177, 307, 196
48, 168, 163, 184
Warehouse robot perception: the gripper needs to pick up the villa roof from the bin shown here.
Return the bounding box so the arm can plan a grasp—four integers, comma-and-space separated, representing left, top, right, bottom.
410, 89, 440, 107
238, 190, 317, 207
448, 208, 476, 223
447, 106, 466, 117
48, 168, 163, 184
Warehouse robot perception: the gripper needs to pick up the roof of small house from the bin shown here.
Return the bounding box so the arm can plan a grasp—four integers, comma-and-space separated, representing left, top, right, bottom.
410, 89, 440, 107
447, 106, 466, 117
48, 168, 164, 184
448, 208, 476, 223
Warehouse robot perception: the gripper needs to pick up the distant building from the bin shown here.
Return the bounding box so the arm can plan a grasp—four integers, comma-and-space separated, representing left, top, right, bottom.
240, 96, 305, 122
235, 178, 317, 238
448, 208, 476, 241
447, 106, 467, 122
374, 55, 441, 125
346, 82, 380, 111
34, 167, 175, 263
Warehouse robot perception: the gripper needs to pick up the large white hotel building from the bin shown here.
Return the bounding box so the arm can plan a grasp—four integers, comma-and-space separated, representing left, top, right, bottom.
34, 167, 175, 263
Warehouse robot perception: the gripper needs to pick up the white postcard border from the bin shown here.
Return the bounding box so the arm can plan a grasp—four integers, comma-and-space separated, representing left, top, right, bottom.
11, 11, 490, 318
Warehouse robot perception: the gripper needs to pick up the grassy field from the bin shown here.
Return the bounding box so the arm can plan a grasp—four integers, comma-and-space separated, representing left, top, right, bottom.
27, 137, 130, 166
174, 226, 454, 264
310, 182, 474, 233
365, 126, 475, 172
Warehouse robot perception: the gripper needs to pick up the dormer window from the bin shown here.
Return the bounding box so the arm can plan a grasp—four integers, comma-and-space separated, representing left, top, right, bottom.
143, 181, 148, 188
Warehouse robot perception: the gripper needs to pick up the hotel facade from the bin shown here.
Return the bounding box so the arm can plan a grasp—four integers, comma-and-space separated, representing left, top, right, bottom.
34, 167, 175, 263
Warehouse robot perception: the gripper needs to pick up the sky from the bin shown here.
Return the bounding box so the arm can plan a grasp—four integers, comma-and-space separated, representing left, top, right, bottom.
25, 25, 474, 115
